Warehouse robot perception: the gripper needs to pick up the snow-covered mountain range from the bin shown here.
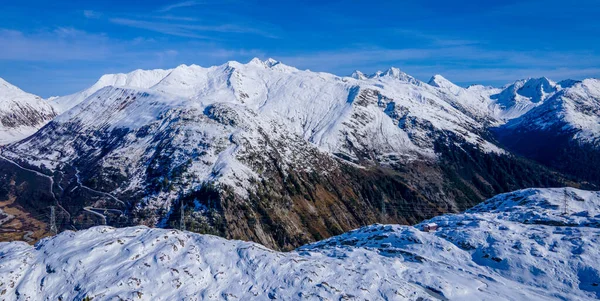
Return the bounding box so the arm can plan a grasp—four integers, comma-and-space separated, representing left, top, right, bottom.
1, 187, 598, 300
0, 78, 57, 144
495, 78, 600, 184
0, 59, 598, 250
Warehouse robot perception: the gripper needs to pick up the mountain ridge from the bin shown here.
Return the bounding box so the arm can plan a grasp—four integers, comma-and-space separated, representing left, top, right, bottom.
0, 59, 597, 250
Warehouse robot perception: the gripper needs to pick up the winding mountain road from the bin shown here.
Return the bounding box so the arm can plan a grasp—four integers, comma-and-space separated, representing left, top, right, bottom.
0, 152, 71, 221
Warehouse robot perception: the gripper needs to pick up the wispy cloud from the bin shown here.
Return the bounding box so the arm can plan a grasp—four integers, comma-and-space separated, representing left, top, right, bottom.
0, 27, 263, 64
0, 28, 112, 61
158, 1, 203, 13
109, 18, 211, 39
156, 15, 199, 22
390, 29, 481, 47
110, 18, 279, 39
83, 10, 101, 19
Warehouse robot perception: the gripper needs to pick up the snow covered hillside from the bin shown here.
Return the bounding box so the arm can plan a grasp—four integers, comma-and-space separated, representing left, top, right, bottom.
0, 78, 57, 144
4, 58, 509, 188
306, 187, 600, 300
501, 78, 600, 144
0, 59, 579, 250
430, 76, 575, 121
1, 59, 507, 212
487, 77, 560, 119
36, 58, 504, 159
1, 187, 598, 300
49, 68, 172, 113
494, 79, 600, 184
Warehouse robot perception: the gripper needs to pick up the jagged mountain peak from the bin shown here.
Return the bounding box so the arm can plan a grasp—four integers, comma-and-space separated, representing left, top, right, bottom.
247, 57, 280, 67
428, 74, 449, 82
350, 70, 367, 80
374, 67, 404, 78
382, 66, 402, 77
264, 57, 280, 67
428, 74, 459, 91
516, 77, 558, 102
367, 66, 422, 85
488, 76, 561, 119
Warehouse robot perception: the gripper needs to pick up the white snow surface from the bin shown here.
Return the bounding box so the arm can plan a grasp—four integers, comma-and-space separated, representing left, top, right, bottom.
503, 78, 600, 144
5, 58, 513, 202
50, 68, 171, 113
45, 58, 501, 156
430, 76, 567, 121
0, 77, 56, 144
1, 187, 599, 300
487, 77, 560, 120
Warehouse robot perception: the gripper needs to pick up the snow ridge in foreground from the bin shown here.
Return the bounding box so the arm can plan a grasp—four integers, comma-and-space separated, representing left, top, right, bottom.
1, 187, 599, 300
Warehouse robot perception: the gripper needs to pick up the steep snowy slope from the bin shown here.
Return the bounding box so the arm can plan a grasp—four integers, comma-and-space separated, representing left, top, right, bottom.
1, 187, 598, 300
303, 187, 600, 300
0, 78, 57, 144
4, 59, 509, 187
488, 77, 560, 119
427, 75, 571, 122
428, 75, 500, 123
494, 79, 600, 183
50, 68, 171, 113
502, 79, 600, 143
0, 59, 572, 249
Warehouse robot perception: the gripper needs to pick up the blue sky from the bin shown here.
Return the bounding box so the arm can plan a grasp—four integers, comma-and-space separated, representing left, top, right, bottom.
1, 0, 599, 97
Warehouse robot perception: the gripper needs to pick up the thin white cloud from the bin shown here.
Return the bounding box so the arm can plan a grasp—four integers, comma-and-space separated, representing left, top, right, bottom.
158, 1, 203, 13
156, 15, 199, 22
83, 10, 101, 19
390, 29, 481, 47
0, 28, 112, 61
0, 27, 260, 65
109, 18, 211, 39
110, 18, 278, 39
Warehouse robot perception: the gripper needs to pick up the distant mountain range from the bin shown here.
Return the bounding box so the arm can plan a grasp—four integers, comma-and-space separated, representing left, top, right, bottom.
0, 59, 598, 250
